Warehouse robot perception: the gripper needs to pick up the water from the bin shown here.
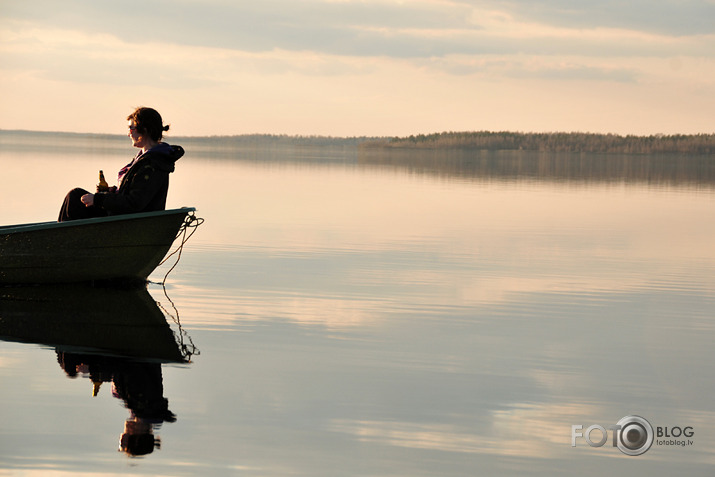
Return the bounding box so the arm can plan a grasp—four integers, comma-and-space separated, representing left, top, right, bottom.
1, 131, 714, 476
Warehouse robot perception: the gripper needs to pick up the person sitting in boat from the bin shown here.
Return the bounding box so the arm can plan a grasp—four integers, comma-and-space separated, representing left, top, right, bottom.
58, 107, 184, 222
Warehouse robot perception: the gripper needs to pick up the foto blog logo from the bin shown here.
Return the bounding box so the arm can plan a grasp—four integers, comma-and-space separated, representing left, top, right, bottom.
572, 415, 662, 456
571, 415, 695, 456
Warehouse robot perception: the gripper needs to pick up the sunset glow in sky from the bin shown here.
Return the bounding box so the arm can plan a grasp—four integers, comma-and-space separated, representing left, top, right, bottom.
1, 0, 713, 137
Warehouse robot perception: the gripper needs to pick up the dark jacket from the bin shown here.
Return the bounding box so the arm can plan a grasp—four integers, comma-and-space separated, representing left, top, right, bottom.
94, 143, 184, 215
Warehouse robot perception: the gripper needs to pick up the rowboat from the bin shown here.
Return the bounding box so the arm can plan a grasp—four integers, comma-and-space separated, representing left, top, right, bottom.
0, 207, 197, 285
0, 284, 193, 362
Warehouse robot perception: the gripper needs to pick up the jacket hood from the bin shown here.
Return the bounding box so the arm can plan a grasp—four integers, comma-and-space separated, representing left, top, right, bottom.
142, 143, 184, 173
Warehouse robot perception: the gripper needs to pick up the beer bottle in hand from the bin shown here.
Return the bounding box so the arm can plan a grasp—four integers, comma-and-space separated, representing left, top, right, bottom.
97, 170, 109, 192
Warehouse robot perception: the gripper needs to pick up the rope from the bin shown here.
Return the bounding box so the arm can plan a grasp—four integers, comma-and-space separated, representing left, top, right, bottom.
159, 211, 204, 286
157, 287, 200, 361
155, 210, 204, 361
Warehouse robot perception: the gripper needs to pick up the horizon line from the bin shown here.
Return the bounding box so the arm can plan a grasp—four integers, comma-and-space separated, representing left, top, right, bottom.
2, 128, 714, 140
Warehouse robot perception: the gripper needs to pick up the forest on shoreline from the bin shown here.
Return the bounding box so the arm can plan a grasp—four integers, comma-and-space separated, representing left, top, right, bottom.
360, 131, 715, 155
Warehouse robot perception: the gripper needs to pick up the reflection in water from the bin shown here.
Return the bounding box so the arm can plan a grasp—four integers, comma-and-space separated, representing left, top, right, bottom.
2, 131, 714, 475
0, 284, 196, 361
0, 284, 197, 458
56, 350, 175, 456
358, 148, 715, 187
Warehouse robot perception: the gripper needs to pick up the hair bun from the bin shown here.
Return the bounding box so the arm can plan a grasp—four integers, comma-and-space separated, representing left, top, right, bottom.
162, 124, 170, 132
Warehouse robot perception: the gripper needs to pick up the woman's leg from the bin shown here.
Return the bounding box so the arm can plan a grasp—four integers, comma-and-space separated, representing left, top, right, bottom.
58, 188, 107, 222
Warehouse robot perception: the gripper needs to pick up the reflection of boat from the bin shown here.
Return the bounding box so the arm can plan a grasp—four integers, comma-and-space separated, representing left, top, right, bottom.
0, 284, 190, 362
0, 207, 197, 284
0, 284, 194, 457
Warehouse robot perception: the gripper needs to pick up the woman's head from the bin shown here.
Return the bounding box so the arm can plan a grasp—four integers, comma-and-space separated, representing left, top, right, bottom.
126, 107, 170, 143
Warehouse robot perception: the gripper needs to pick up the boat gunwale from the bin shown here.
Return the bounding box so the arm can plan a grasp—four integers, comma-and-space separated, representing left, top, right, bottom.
0, 207, 196, 234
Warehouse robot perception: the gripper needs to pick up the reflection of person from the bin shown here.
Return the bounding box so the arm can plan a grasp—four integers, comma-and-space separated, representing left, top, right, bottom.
56, 351, 176, 457
119, 418, 161, 457
58, 107, 184, 222
113, 360, 176, 456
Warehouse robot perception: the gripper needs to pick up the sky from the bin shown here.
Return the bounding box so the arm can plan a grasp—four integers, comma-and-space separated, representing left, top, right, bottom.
1, 0, 714, 137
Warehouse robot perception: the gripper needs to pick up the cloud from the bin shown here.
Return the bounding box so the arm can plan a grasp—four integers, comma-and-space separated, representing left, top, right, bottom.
1, 1, 472, 54
494, 0, 715, 36
3, 0, 713, 60
0, 20, 382, 88
329, 402, 601, 458
1, 1, 713, 135
2, 1, 712, 88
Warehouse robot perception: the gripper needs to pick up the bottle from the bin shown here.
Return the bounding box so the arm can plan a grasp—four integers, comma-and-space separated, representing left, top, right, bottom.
97, 170, 109, 192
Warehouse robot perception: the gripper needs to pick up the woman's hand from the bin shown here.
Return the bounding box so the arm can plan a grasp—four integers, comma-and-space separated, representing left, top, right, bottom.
81, 193, 95, 207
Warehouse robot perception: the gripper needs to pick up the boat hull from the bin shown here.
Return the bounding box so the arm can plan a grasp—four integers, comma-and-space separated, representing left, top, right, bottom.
0, 207, 195, 284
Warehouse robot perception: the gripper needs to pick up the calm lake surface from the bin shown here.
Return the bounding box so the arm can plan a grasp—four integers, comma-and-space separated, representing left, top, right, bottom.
1, 131, 714, 476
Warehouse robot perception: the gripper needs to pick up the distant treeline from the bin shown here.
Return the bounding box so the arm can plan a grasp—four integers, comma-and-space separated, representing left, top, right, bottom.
0, 129, 376, 148
178, 133, 375, 147
360, 131, 715, 155
4, 129, 714, 154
